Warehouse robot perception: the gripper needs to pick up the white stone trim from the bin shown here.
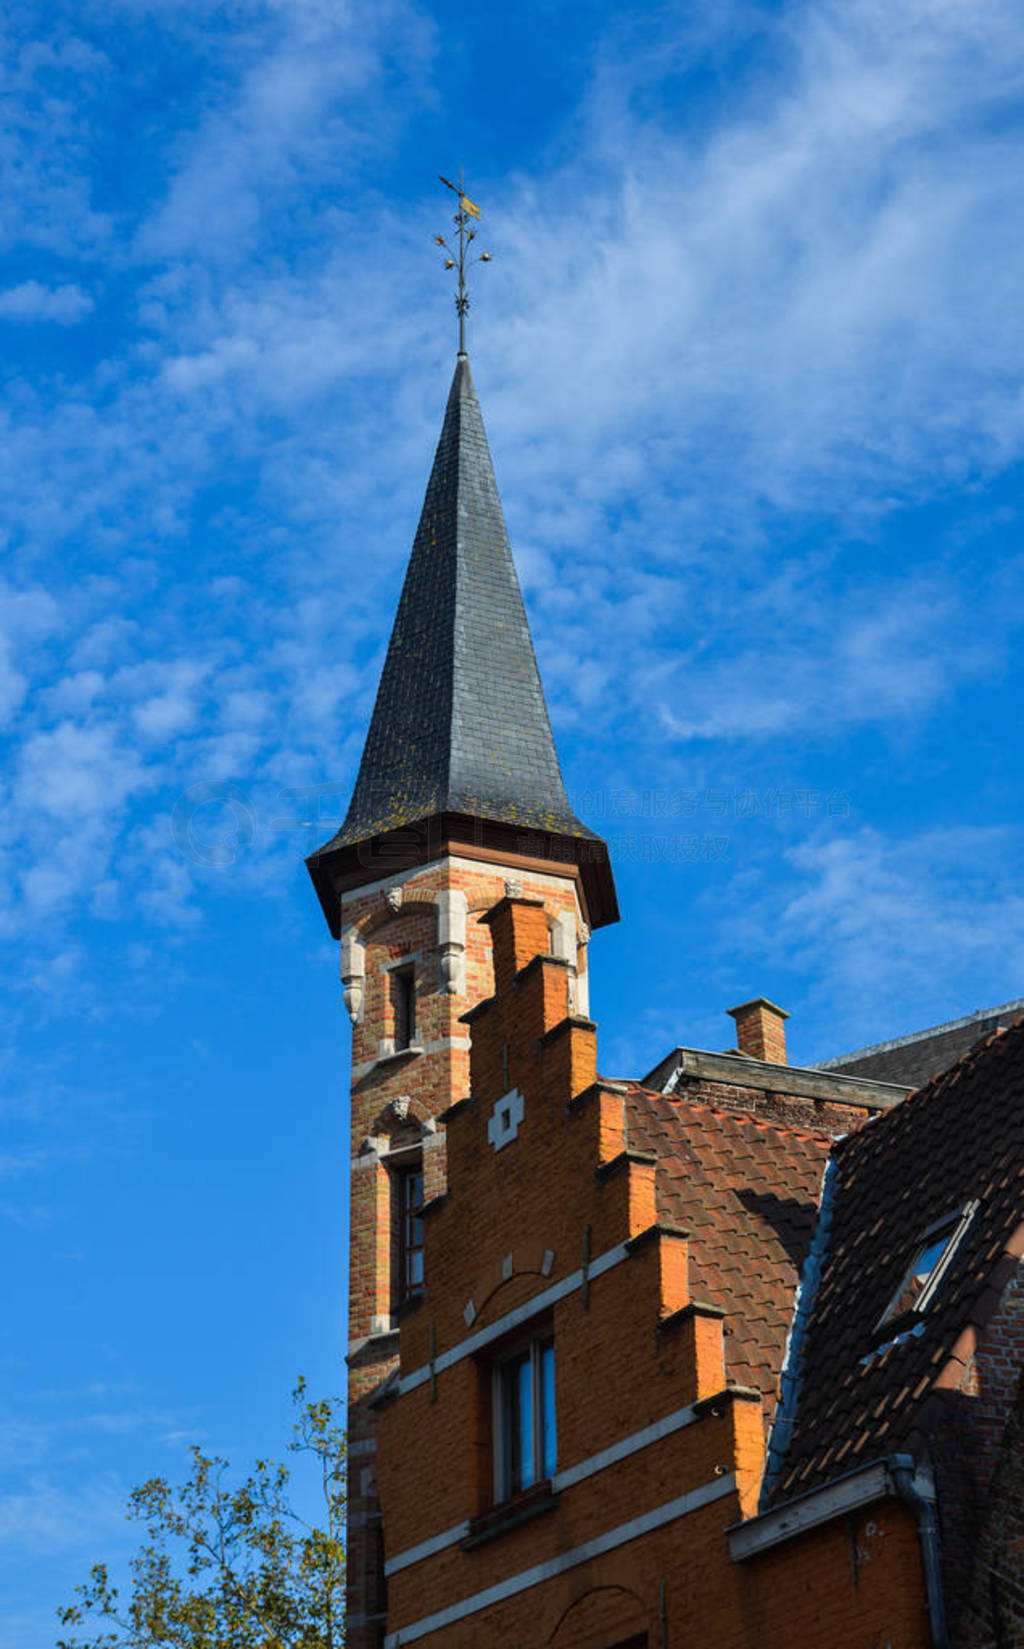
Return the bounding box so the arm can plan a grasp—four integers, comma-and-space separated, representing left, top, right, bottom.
339, 855, 583, 914
385, 1517, 473, 1578
340, 927, 366, 1024
379, 949, 426, 973
351, 1034, 471, 1083
340, 862, 447, 906
384, 1474, 736, 1644
435, 887, 468, 995
383, 1397, 707, 1577
487, 1088, 524, 1151
396, 1239, 632, 1396
730, 1460, 935, 1560
551, 1399, 701, 1493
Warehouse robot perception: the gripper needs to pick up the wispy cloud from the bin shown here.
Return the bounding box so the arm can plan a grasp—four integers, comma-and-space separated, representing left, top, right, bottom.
706, 821, 1024, 1053
0, 0, 1019, 989
0, 282, 93, 324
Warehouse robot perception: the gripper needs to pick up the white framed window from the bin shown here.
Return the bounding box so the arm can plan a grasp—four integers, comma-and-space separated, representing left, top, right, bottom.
877, 1200, 979, 1329
493, 1331, 556, 1502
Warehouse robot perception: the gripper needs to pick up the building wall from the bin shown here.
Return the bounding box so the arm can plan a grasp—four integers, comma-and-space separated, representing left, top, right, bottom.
669, 1072, 877, 1138
375, 897, 764, 1647
736, 1503, 931, 1649
342, 859, 587, 1646
936, 1264, 1024, 1645
373, 897, 937, 1649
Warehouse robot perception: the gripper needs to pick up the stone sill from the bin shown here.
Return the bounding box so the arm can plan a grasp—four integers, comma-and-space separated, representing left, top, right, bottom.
374, 1044, 425, 1069
461, 1483, 558, 1550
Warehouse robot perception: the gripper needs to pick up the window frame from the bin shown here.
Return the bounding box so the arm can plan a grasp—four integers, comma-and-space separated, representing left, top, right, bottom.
876, 1199, 979, 1331
394, 1160, 422, 1299
492, 1327, 556, 1505
390, 963, 416, 1052
390, 1150, 425, 1306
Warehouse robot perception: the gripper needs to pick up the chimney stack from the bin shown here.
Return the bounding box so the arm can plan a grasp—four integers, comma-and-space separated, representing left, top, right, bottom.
727, 998, 789, 1065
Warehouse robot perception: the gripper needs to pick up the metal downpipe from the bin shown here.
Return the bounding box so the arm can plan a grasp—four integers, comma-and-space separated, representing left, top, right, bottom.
888, 1454, 949, 1649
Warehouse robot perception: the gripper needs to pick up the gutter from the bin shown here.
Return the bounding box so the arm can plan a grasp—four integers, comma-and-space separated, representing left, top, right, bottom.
759, 1154, 837, 1505
730, 1454, 948, 1649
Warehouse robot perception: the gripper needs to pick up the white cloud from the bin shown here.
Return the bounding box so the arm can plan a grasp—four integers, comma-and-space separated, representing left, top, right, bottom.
714, 822, 1024, 1052
0, 282, 93, 324
474, 0, 1024, 527
0, 0, 1019, 992
0, 1475, 125, 1554
138, 0, 435, 263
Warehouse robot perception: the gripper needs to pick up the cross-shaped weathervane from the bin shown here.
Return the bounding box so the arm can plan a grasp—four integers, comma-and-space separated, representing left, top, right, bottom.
435, 168, 491, 354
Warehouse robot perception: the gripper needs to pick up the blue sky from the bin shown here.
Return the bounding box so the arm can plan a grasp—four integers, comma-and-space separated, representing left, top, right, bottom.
3, 0, 1024, 1641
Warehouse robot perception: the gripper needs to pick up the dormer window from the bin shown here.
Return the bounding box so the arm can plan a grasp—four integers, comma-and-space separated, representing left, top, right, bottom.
878, 1201, 978, 1329
391, 964, 416, 1051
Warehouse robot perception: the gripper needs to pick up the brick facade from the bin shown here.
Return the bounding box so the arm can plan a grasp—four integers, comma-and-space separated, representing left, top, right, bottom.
371, 899, 937, 1647
307, 349, 1024, 1647
342, 860, 587, 1645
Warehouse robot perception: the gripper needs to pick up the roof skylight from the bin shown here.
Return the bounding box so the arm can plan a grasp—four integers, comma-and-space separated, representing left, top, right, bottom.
877, 1201, 978, 1330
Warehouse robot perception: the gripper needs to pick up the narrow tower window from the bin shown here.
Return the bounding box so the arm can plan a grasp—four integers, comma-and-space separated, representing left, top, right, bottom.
391, 965, 416, 1051
396, 1165, 424, 1300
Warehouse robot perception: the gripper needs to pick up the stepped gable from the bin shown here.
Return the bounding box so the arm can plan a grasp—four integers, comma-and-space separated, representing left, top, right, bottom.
763, 1014, 1024, 1506
626, 1087, 831, 1410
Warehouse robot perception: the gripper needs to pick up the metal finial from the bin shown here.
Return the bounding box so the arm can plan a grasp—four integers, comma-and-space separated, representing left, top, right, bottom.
436, 168, 492, 355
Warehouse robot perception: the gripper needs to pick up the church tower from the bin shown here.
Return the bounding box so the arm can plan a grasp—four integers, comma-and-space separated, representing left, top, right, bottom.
307, 349, 617, 1646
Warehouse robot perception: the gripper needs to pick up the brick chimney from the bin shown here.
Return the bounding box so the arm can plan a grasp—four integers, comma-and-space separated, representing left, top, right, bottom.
727, 997, 789, 1065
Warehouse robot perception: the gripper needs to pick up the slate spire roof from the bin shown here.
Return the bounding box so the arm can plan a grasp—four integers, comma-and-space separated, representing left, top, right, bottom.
307, 354, 617, 934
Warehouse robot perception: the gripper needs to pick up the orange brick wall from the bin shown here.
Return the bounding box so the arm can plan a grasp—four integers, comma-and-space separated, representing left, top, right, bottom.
736, 1501, 931, 1649
341, 859, 586, 1646
371, 897, 934, 1649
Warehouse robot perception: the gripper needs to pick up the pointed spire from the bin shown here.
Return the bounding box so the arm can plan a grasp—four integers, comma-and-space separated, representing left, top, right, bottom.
307, 357, 617, 937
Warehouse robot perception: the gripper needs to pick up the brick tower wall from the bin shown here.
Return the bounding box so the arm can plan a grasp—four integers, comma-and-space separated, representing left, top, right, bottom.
341, 854, 587, 1647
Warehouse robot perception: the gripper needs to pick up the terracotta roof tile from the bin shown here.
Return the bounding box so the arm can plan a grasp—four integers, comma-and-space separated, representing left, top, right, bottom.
626, 1087, 831, 1422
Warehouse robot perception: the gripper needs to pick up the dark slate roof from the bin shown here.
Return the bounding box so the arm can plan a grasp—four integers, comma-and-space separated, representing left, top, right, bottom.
762, 1015, 1024, 1507
310, 354, 598, 862
626, 1087, 831, 1417
812, 997, 1024, 1089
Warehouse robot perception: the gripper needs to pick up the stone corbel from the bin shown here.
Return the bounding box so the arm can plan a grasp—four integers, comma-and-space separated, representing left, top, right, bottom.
575, 923, 591, 1017
552, 910, 579, 1011
435, 887, 468, 996
340, 926, 366, 1024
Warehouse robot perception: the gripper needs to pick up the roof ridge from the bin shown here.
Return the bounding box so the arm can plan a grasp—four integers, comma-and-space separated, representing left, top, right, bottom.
813, 995, 1024, 1071
631, 1084, 834, 1144
442, 357, 467, 804
835, 1013, 1024, 1158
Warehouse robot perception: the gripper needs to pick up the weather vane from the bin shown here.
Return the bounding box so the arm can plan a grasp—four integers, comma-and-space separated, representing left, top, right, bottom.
435, 168, 491, 355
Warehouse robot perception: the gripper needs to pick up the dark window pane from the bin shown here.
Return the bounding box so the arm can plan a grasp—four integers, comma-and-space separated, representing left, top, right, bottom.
517, 1354, 534, 1490
398, 1168, 424, 1299
391, 967, 415, 1050
882, 1221, 959, 1323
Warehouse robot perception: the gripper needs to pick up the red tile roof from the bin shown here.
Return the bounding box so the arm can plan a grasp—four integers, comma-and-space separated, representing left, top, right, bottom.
626, 1089, 831, 1411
